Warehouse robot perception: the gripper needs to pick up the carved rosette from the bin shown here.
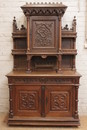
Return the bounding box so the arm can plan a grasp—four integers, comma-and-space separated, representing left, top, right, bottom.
50, 92, 69, 111
19, 92, 37, 110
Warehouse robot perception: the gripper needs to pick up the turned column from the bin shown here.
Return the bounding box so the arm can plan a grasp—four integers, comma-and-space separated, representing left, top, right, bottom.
74, 85, 79, 119
58, 16, 62, 71
27, 16, 30, 51
72, 17, 76, 70
26, 16, 31, 72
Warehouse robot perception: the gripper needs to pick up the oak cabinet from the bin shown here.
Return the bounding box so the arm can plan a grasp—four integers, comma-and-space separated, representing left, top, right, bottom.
7, 2, 81, 126
7, 73, 80, 126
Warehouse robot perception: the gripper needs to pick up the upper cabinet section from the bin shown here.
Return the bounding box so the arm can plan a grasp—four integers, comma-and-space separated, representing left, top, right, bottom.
12, 3, 77, 71
21, 3, 67, 54
21, 3, 67, 16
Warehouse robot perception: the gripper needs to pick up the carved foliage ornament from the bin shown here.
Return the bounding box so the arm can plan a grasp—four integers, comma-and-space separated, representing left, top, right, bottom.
19, 92, 37, 110
8, 77, 79, 84
51, 92, 69, 111
34, 22, 53, 47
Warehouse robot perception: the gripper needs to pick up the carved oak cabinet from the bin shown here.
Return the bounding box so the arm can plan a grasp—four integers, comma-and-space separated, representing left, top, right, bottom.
7, 3, 81, 126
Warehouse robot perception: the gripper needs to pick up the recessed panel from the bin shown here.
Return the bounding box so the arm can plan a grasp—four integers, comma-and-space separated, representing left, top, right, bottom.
14, 85, 41, 117
50, 92, 69, 111
30, 16, 58, 52
45, 85, 73, 117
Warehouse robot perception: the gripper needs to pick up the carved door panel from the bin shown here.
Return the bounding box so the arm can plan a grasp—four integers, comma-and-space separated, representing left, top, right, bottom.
45, 85, 73, 117
30, 16, 58, 52
14, 85, 41, 117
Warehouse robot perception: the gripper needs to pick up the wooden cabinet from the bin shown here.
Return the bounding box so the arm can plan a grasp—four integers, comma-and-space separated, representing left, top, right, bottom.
7, 72, 80, 126
7, 2, 81, 126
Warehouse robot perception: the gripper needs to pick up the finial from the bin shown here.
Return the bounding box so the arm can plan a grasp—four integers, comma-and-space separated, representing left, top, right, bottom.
60, 2, 62, 4
71, 16, 76, 32
33, 2, 36, 4
52, 2, 55, 4
74, 16, 76, 19
37, 2, 39, 4
45, 2, 47, 4
56, 2, 59, 4
13, 16, 16, 22
49, 2, 51, 4
13, 16, 19, 32
26, 2, 28, 5
63, 24, 69, 30
21, 25, 25, 30
73, 16, 76, 22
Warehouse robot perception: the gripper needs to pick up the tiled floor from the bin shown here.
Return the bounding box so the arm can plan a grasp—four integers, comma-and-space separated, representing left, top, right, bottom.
0, 113, 87, 130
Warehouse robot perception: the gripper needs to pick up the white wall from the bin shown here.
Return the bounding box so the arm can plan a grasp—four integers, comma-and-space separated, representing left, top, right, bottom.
0, 0, 87, 115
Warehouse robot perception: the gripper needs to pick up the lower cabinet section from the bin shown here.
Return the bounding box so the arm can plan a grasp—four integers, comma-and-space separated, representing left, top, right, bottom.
13, 85, 73, 118
8, 77, 80, 126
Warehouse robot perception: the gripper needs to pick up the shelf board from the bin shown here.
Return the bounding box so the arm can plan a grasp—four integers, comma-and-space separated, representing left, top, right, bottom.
12, 49, 77, 55
62, 31, 77, 38
12, 31, 76, 38
12, 49, 26, 55
60, 49, 77, 55
12, 31, 26, 38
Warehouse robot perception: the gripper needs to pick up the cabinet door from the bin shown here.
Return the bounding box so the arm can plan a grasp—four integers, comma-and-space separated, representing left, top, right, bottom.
45, 85, 73, 117
14, 85, 41, 117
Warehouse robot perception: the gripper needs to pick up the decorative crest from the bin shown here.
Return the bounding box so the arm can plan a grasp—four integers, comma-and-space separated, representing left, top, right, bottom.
21, 3, 67, 16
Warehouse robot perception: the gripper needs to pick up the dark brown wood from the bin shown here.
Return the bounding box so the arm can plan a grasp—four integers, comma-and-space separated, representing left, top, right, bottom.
7, 2, 81, 127
27, 16, 30, 51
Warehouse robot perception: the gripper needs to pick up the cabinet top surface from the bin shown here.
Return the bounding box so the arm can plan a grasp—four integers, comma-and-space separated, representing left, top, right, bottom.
6, 71, 81, 77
